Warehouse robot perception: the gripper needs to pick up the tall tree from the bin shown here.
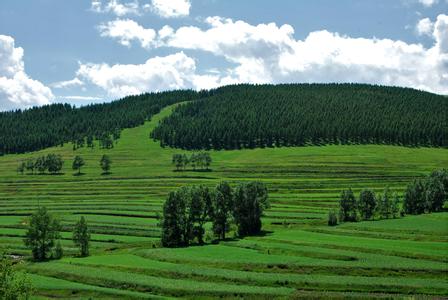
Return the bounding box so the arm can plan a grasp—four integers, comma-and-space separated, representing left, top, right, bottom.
211, 182, 234, 240
24, 207, 61, 261
161, 191, 187, 247
72, 155, 85, 175
73, 216, 90, 257
403, 179, 427, 214
100, 155, 112, 174
339, 189, 357, 222
233, 182, 269, 236
358, 189, 377, 220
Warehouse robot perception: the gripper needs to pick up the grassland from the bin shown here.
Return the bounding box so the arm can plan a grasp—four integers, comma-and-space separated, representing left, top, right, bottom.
0, 104, 447, 299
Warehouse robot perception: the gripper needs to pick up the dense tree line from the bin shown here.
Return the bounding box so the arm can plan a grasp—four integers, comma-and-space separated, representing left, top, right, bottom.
161, 181, 269, 247
329, 169, 447, 226
152, 84, 447, 150
0, 90, 207, 155
172, 152, 212, 171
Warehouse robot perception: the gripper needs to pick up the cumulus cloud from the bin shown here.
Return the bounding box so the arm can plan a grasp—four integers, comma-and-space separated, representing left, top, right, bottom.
149, 0, 191, 18
91, 0, 140, 16
98, 19, 156, 48
101, 15, 448, 94
76, 52, 213, 97
416, 17, 434, 35
0, 35, 53, 111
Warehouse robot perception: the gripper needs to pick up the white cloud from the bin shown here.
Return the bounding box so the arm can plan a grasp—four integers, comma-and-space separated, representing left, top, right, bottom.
0, 35, 53, 111
51, 78, 84, 89
76, 52, 207, 97
61, 95, 103, 101
90, 0, 140, 16
416, 17, 434, 35
150, 0, 190, 18
418, 0, 438, 7
98, 19, 157, 48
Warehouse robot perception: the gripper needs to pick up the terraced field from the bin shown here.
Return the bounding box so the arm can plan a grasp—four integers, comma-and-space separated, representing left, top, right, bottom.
0, 104, 447, 298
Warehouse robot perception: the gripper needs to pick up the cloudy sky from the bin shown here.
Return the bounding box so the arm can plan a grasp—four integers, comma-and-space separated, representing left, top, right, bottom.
0, 0, 447, 111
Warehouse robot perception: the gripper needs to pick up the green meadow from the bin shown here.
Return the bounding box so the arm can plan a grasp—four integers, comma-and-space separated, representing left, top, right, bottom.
0, 104, 447, 299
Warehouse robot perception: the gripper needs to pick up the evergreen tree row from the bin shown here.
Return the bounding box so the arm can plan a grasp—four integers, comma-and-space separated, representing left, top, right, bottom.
0, 90, 207, 155
151, 84, 447, 150
161, 181, 269, 248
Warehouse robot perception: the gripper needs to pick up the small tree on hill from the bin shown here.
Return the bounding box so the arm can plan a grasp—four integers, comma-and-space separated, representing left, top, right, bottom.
24, 207, 61, 261
25, 159, 35, 175
46, 154, 63, 174
358, 189, 376, 220
72, 155, 85, 175
100, 155, 111, 174
378, 188, 393, 219
339, 189, 357, 222
403, 179, 427, 214
328, 209, 338, 226
17, 161, 25, 175
73, 216, 90, 257
161, 190, 187, 247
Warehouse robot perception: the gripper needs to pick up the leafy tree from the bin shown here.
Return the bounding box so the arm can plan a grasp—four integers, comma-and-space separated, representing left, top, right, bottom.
232, 182, 269, 236
161, 191, 187, 247
17, 161, 25, 175
46, 154, 63, 174
188, 186, 211, 245
211, 182, 234, 240
172, 154, 184, 171
35, 156, 47, 174
391, 193, 401, 218
378, 188, 393, 219
86, 135, 94, 149
328, 210, 338, 226
358, 189, 377, 220
72, 155, 85, 175
100, 155, 112, 174
425, 170, 447, 212
73, 216, 90, 257
0, 255, 33, 300
404, 179, 427, 214
25, 159, 35, 175
339, 189, 357, 222
24, 207, 61, 261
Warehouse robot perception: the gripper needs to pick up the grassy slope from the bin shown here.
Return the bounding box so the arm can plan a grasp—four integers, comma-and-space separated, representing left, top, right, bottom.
0, 104, 447, 299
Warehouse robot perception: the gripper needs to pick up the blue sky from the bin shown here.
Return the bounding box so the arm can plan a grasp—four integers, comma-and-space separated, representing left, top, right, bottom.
0, 0, 447, 110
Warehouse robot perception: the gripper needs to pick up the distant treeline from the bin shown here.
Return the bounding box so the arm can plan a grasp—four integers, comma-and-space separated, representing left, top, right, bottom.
0, 90, 206, 155
151, 84, 447, 150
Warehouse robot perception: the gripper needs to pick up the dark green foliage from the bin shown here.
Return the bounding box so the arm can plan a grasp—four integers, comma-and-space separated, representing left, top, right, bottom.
232, 182, 269, 237
161, 190, 188, 247
339, 189, 358, 222
211, 182, 234, 240
172, 152, 212, 171
187, 186, 212, 245
73, 216, 90, 257
23, 207, 61, 261
72, 155, 85, 175
0, 90, 204, 154
404, 169, 447, 214
45, 154, 64, 174
16, 162, 25, 175
328, 210, 338, 226
100, 155, 112, 174
358, 189, 377, 220
392, 193, 401, 218
152, 84, 447, 150
0, 255, 33, 299
378, 188, 393, 219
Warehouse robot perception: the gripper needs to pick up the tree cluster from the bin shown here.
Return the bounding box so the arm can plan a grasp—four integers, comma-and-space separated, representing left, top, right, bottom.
17, 154, 63, 175
152, 84, 447, 150
172, 153, 212, 171
404, 169, 447, 214
0, 90, 210, 155
161, 181, 269, 248
330, 169, 447, 226
23, 207, 90, 261
0, 255, 33, 300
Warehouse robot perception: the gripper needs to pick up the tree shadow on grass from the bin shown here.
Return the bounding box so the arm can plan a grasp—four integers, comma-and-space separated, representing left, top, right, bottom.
101, 172, 112, 176
73, 173, 85, 177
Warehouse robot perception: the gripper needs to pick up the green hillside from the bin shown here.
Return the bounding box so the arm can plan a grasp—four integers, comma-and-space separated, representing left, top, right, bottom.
0, 104, 447, 299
